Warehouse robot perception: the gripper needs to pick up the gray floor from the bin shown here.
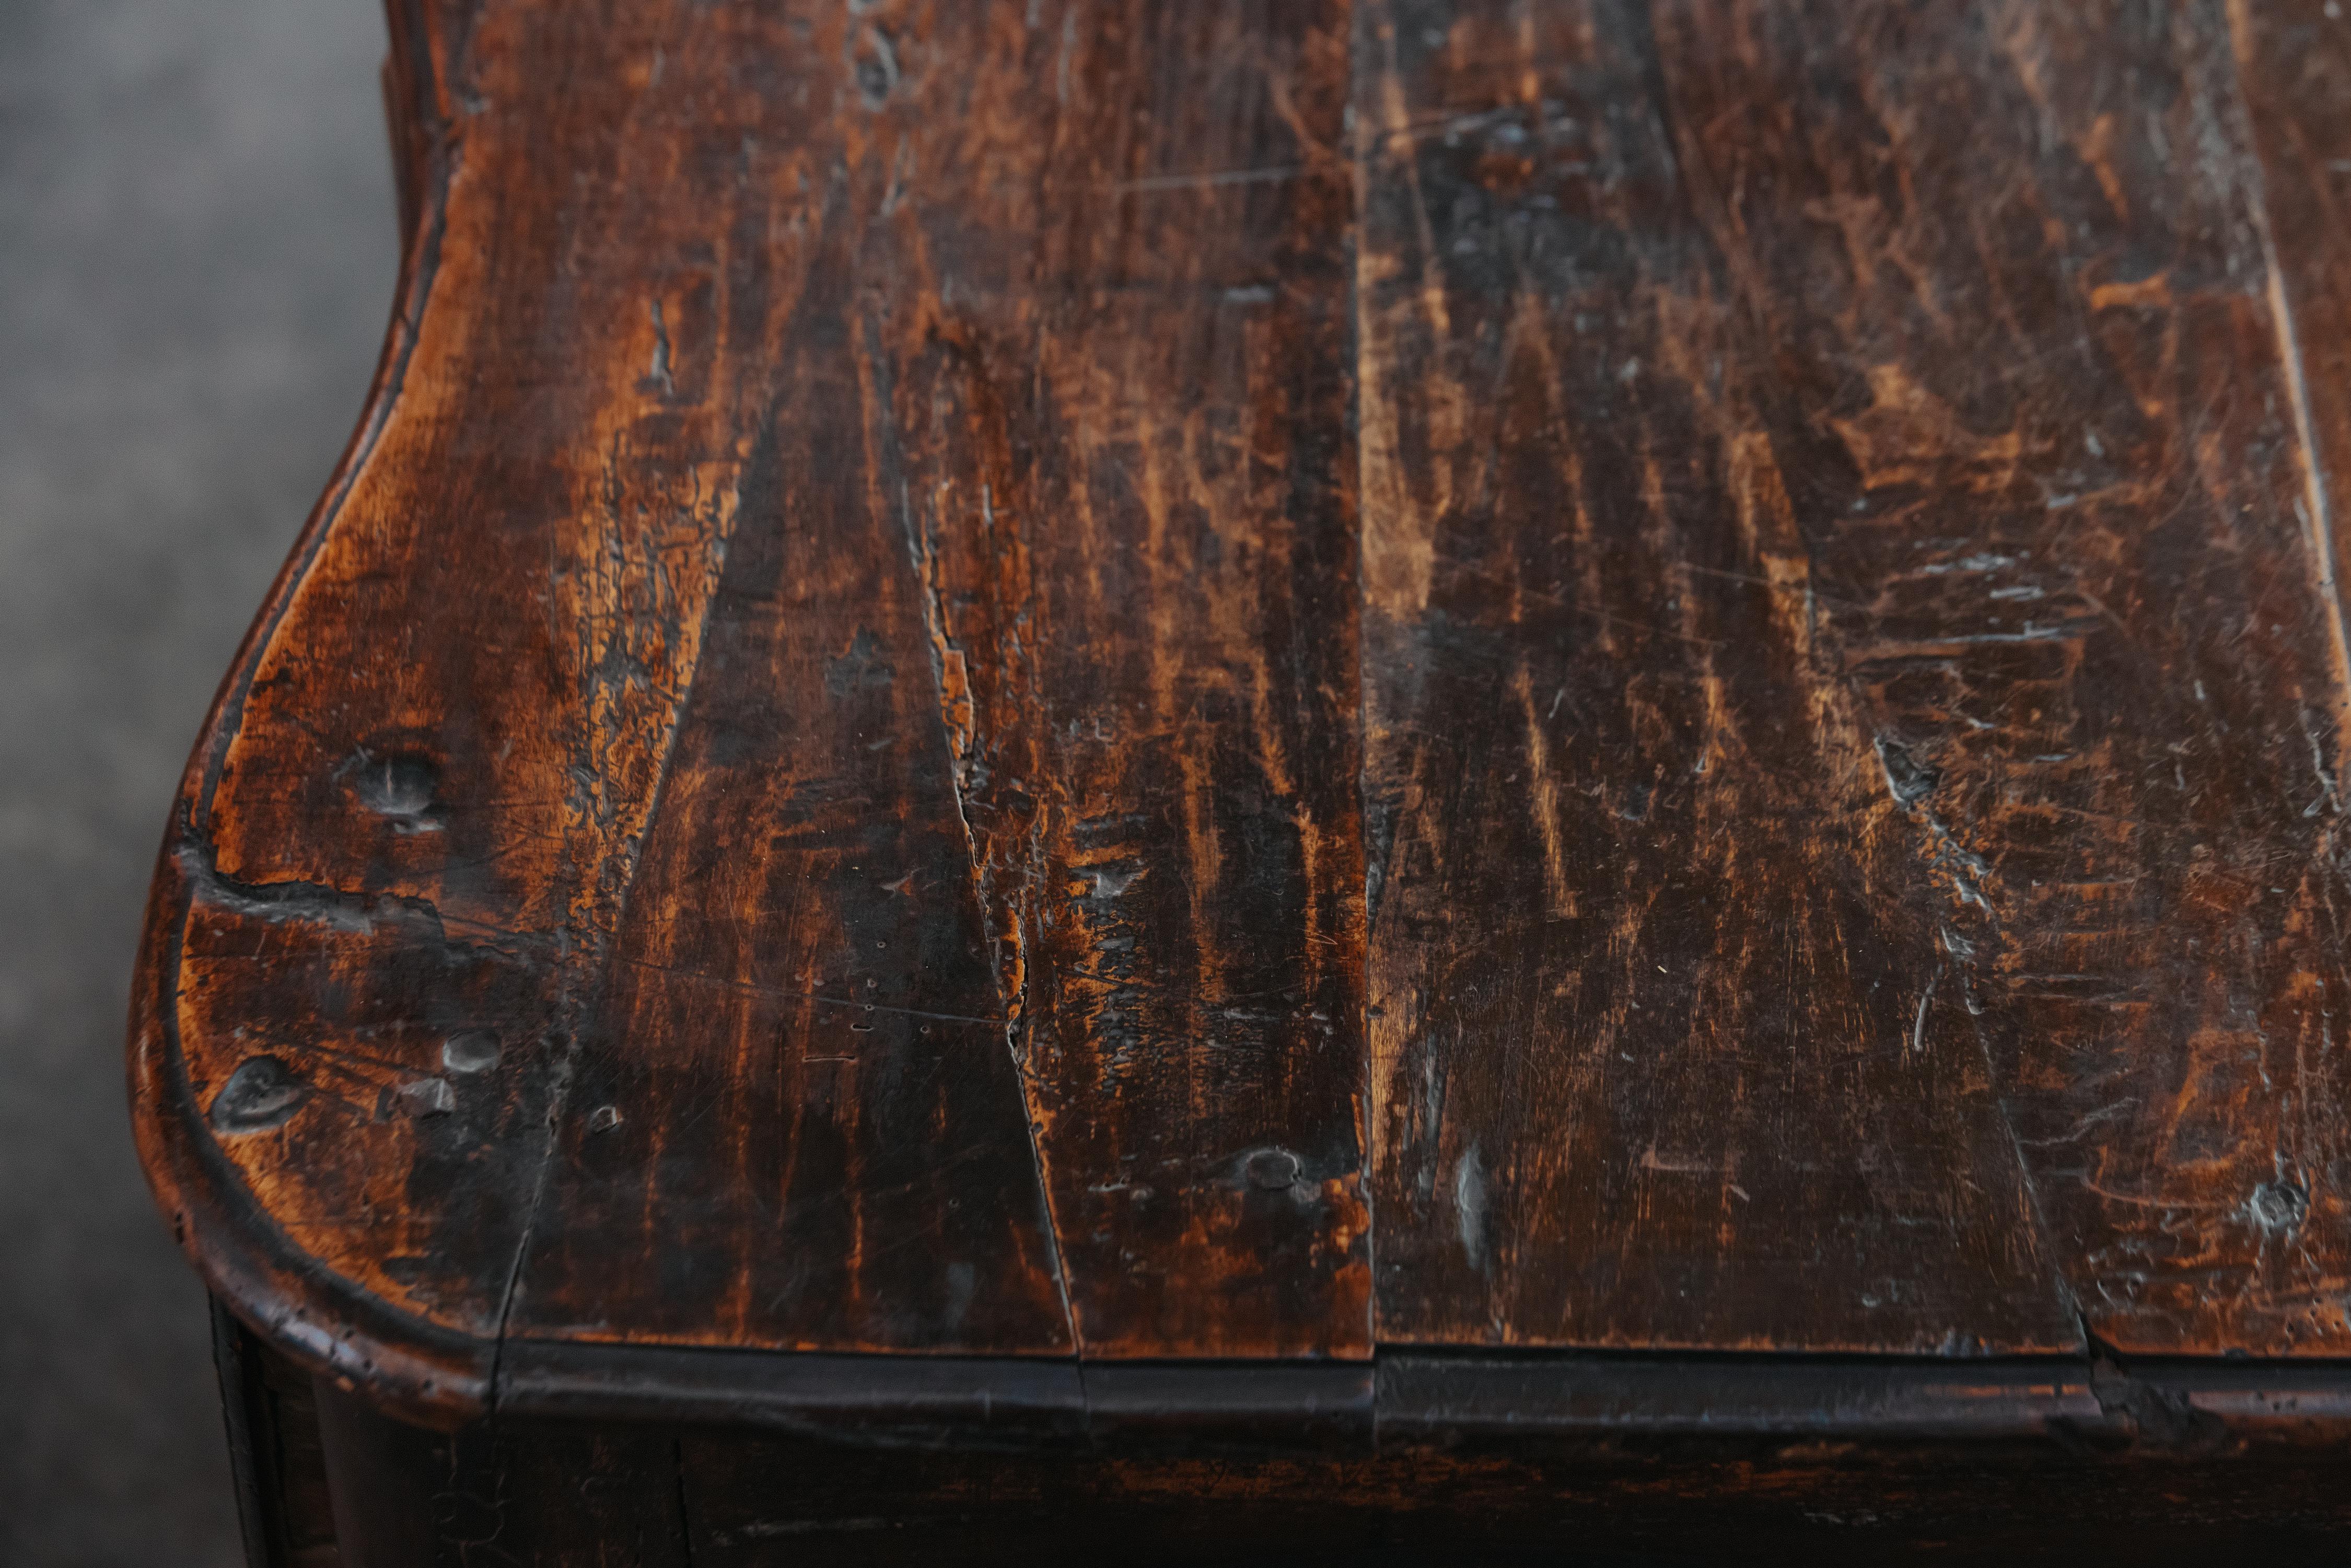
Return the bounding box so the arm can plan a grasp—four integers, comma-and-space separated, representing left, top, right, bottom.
0, 1, 397, 1560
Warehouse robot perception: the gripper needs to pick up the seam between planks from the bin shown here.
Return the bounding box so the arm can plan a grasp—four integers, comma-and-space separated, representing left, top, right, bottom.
2223, 0, 2351, 749
869, 309, 1083, 1358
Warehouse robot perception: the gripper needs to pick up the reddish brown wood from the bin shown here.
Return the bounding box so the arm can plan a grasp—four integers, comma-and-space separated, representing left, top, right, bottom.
511, 0, 1372, 1363
881, 0, 1371, 1363
1357, 0, 2066, 1355
485, 0, 1075, 1361
130, 0, 2351, 1499
1360, 0, 2351, 1357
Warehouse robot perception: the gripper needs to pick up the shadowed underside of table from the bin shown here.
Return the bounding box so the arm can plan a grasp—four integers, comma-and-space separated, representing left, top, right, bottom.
131, 0, 2351, 1557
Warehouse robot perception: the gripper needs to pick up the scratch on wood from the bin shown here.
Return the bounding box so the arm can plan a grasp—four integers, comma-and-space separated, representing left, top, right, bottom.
869, 315, 1078, 1351
2226, 0, 2351, 742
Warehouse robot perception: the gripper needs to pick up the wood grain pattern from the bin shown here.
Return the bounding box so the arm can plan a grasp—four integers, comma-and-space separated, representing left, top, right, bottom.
1361, 0, 2351, 1356
1355, 0, 2068, 1354
128, 0, 2351, 1434
506, 0, 1079, 1357
864, 0, 1371, 1358
508, 0, 1368, 1361
154, 0, 813, 1391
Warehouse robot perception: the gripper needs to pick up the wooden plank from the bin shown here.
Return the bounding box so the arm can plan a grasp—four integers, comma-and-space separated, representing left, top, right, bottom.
877, 0, 1370, 1358
504, 0, 1075, 1348
515, 0, 1370, 1360
1359, 0, 2351, 1354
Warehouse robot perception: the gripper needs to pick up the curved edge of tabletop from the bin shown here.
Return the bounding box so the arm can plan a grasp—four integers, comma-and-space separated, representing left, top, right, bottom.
131, 820, 502, 1427
124, 0, 497, 1430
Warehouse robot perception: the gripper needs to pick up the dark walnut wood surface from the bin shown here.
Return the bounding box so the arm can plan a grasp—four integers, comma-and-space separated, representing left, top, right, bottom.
132, 0, 2351, 1436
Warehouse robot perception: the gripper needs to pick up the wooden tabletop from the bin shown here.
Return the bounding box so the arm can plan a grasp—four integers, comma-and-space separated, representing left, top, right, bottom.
133, 0, 2351, 1449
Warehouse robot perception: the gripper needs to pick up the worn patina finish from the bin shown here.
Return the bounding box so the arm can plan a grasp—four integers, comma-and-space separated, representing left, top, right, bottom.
133, 0, 2351, 1555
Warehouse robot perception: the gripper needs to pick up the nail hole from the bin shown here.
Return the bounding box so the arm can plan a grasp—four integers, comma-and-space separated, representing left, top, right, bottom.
441, 1029, 502, 1075
1243, 1147, 1303, 1191
347, 749, 443, 832
211, 1056, 307, 1134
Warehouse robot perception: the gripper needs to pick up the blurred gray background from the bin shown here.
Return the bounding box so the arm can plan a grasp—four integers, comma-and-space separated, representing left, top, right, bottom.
0, 0, 397, 1560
